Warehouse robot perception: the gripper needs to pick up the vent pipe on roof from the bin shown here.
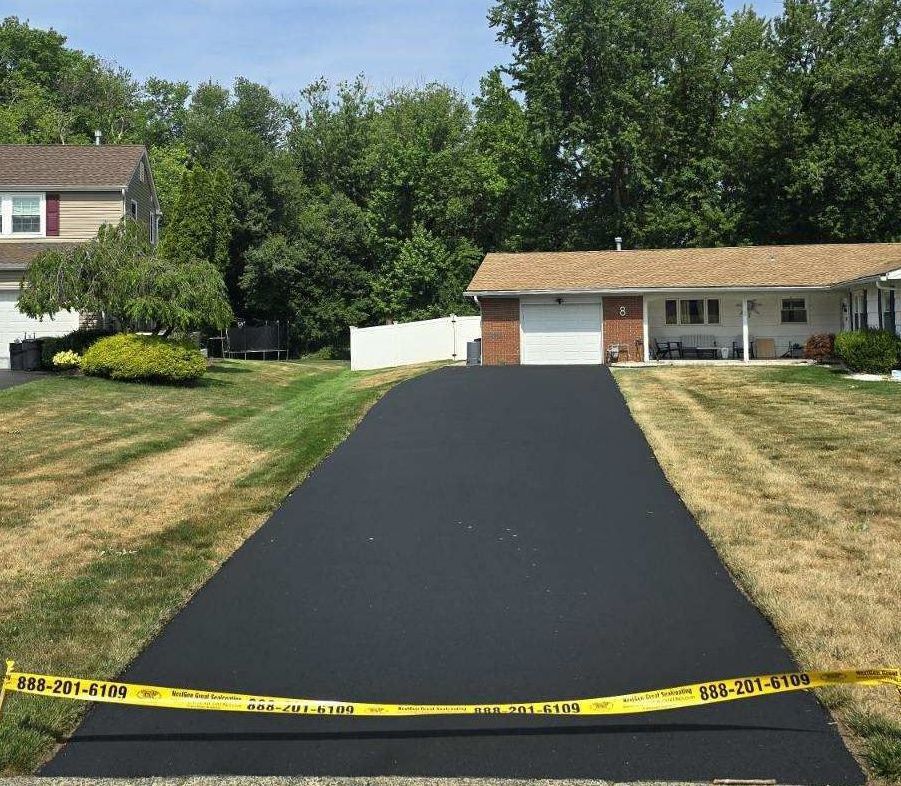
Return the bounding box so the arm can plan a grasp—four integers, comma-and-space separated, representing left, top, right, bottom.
94, 130, 102, 146
614, 236, 623, 251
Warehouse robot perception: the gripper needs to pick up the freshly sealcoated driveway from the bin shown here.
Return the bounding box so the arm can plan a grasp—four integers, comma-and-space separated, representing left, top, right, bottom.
44, 366, 863, 784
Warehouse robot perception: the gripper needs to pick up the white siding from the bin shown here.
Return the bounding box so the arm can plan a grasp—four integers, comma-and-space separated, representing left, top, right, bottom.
867, 286, 881, 330
1, 289, 80, 368
648, 290, 843, 357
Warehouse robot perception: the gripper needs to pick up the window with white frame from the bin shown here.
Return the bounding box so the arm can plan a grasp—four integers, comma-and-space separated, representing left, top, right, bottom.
780, 297, 808, 323
130, 199, 138, 220
0, 193, 44, 236
664, 298, 720, 325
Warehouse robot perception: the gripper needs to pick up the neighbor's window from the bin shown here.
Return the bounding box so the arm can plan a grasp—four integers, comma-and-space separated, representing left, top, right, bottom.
780, 298, 808, 323
139, 161, 146, 182
665, 300, 677, 325
12, 195, 41, 233
706, 299, 720, 324
130, 199, 138, 220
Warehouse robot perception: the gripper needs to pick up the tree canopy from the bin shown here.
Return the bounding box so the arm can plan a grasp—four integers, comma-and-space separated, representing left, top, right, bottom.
18, 221, 233, 334
3, 2, 899, 352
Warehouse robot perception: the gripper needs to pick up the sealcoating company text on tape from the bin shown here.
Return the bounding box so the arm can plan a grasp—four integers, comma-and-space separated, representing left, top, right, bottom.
2, 660, 898, 719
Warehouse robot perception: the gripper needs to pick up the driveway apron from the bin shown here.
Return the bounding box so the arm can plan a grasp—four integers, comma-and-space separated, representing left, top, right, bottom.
43, 366, 864, 784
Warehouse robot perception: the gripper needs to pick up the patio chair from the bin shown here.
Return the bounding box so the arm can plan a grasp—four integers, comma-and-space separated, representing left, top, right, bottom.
654, 339, 682, 359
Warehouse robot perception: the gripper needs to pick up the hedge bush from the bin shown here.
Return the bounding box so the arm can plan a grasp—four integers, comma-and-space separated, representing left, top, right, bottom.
52, 350, 81, 370
81, 334, 207, 383
804, 333, 836, 362
40, 328, 114, 369
834, 330, 901, 374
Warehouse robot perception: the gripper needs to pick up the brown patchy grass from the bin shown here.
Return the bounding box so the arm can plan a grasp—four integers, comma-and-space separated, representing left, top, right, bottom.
0, 359, 437, 774
613, 365, 901, 782
0, 436, 266, 617
354, 360, 451, 389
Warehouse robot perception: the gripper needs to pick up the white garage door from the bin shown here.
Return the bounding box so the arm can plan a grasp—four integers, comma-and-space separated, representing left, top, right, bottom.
521, 303, 602, 365
0, 290, 80, 369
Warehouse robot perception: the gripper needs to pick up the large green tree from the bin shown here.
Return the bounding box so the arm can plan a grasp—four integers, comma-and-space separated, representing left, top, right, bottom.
487, 0, 772, 248
160, 163, 234, 274
370, 225, 481, 322
729, 0, 901, 243
241, 194, 376, 351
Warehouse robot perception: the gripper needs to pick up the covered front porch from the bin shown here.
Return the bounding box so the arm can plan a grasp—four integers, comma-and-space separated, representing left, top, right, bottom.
632, 289, 845, 363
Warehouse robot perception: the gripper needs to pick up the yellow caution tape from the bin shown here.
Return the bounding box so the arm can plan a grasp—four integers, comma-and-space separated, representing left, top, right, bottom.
2, 661, 898, 718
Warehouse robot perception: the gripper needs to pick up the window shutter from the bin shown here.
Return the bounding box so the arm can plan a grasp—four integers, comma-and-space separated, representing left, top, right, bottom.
46, 194, 60, 236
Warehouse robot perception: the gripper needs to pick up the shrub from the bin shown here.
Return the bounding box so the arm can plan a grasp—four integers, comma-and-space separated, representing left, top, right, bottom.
834, 330, 901, 374
52, 350, 81, 370
40, 328, 115, 369
82, 334, 207, 383
804, 333, 836, 362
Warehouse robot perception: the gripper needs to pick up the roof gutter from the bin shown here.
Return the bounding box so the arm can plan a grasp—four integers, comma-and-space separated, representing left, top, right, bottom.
0, 185, 129, 192
877, 273, 900, 291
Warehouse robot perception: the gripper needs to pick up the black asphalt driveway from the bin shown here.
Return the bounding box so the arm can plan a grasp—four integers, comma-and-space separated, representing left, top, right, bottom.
44, 367, 863, 784
0, 369, 45, 390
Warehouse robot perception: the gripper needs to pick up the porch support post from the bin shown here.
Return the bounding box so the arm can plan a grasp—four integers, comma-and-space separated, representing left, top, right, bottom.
741, 298, 750, 363
642, 296, 650, 362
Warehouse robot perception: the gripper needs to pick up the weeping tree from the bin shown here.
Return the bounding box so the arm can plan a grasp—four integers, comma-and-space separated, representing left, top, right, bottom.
18, 219, 232, 335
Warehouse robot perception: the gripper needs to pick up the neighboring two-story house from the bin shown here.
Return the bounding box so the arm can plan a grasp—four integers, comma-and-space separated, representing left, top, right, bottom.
0, 144, 161, 368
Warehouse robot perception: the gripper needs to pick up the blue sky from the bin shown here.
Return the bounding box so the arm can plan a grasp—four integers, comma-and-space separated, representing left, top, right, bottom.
6, 0, 785, 99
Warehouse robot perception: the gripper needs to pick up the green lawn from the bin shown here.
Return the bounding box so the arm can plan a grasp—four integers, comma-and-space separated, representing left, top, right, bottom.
0, 360, 435, 774
614, 365, 901, 783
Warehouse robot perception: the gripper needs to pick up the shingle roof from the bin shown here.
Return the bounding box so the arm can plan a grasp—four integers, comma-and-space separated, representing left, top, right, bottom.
467, 243, 901, 293
0, 242, 75, 269
0, 145, 145, 189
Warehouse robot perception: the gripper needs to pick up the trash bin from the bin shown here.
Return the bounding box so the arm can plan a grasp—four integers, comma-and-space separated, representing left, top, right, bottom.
21, 338, 43, 371
9, 341, 25, 371
466, 338, 482, 366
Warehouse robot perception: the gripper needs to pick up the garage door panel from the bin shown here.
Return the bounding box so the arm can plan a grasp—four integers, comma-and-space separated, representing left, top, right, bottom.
521, 303, 602, 365
0, 290, 80, 368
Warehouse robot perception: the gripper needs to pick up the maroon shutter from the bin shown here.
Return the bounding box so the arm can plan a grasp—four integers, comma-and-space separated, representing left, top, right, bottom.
46, 194, 60, 236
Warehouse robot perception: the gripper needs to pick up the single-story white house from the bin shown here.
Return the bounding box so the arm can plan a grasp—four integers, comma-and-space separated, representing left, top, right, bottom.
465, 243, 901, 365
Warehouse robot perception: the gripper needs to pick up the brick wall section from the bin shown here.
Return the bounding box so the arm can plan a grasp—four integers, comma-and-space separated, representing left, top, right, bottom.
603, 296, 644, 361
480, 297, 520, 365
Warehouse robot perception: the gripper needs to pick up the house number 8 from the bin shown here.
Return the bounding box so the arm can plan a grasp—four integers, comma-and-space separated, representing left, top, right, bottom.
619, 306, 627, 317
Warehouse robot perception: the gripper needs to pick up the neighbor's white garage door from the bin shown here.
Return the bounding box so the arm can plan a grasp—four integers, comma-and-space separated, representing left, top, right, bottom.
520, 303, 603, 365
0, 290, 80, 369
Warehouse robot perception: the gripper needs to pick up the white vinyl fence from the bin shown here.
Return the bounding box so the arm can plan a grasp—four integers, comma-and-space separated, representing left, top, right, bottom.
350, 315, 481, 371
